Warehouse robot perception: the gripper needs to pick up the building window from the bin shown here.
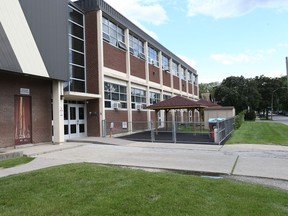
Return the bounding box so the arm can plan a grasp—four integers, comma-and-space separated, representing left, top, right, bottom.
172, 61, 179, 76
163, 94, 171, 100
188, 71, 192, 83
104, 82, 127, 109
129, 34, 145, 60
65, 5, 86, 93
148, 46, 159, 66
180, 67, 186, 80
149, 92, 160, 104
193, 74, 198, 85
102, 17, 126, 50
162, 55, 169, 71
131, 88, 146, 109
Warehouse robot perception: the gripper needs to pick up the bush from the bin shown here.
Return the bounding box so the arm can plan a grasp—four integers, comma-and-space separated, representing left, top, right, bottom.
234, 112, 245, 129
244, 110, 256, 121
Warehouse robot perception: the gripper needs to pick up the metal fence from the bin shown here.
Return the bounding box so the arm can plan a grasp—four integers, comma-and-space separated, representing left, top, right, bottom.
102, 117, 235, 145
214, 117, 235, 145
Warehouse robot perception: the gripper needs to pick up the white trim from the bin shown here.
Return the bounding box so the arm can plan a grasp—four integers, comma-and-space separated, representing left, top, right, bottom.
0, 0, 49, 77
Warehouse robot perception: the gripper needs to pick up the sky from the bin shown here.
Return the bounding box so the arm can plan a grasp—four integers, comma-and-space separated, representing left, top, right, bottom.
73, 0, 288, 83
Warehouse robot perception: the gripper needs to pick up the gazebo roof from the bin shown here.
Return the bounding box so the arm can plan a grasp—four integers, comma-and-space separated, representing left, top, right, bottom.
147, 96, 207, 110
198, 99, 221, 107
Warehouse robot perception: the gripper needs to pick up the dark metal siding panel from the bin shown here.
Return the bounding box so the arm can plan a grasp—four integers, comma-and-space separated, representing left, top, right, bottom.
76, 0, 197, 74
19, 0, 69, 81
0, 23, 22, 73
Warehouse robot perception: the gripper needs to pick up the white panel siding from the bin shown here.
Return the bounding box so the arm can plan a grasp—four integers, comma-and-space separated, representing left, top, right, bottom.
0, 0, 49, 77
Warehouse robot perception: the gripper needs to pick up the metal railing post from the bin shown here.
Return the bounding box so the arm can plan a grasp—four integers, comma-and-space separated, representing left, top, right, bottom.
217, 120, 220, 145
172, 120, 177, 143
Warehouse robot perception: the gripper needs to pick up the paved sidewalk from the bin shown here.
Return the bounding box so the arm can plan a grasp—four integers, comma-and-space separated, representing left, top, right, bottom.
0, 138, 288, 184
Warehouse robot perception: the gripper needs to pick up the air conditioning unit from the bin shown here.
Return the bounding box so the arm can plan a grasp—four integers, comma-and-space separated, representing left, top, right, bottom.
138, 53, 146, 60
129, 47, 134, 55
117, 40, 127, 50
103, 32, 110, 42
136, 103, 142, 111
113, 102, 122, 110
162, 66, 169, 72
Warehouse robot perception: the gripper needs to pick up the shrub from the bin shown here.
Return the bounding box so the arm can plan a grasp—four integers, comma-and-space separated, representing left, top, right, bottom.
234, 112, 245, 129
244, 110, 256, 121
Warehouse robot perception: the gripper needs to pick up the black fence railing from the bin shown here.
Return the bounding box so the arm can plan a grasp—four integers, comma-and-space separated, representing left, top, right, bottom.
102, 118, 235, 145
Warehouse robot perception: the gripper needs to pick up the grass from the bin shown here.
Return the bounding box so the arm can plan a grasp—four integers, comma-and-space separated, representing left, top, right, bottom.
0, 156, 34, 168
0, 164, 287, 216
227, 121, 288, 145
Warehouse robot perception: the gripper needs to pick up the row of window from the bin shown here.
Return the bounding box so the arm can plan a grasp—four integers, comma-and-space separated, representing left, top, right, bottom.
66, 5, 86, 93
102, 16, 198, 83
104, 82, 175, 109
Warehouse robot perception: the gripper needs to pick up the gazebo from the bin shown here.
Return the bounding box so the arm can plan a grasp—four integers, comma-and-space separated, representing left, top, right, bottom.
146, 96, 209, 132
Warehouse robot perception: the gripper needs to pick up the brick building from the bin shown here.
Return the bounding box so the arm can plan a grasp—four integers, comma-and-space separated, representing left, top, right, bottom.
0, 0, 199, 148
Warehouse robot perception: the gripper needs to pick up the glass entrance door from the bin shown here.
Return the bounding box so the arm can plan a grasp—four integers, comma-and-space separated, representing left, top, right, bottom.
64, 103, 86, 139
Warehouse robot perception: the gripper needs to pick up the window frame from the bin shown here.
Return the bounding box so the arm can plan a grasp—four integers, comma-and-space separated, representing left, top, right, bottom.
172, 61, 179, 77
66, 5, 86, 93
149, 92, 160, 105
131, 87, 147, 110
102, 16, 126, 50
129, 34, 145, 60
104, 82, 127, 109
148, 46, 159, 67
162, 55, 169, 72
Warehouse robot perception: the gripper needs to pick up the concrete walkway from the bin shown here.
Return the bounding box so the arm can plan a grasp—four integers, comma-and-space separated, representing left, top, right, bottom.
1, 138, 288, 185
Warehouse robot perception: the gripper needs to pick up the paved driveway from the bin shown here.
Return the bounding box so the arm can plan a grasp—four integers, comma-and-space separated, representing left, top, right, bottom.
1, 139, 288, 184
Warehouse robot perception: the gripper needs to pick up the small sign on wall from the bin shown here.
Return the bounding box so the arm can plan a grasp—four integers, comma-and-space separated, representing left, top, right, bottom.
122, 122, 127, 129
20, 88, 30, 95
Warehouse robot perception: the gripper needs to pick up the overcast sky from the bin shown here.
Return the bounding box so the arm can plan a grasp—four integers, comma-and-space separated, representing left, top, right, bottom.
73, 0, 288, 83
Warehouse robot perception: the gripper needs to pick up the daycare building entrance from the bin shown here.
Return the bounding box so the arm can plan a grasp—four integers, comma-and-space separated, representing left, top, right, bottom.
64, 101, 86, 139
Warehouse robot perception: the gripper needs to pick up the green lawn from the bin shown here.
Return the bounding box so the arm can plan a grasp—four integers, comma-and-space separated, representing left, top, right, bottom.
0, 156, 34, 168
0, 164, 287, 216
227, 121, 288, 145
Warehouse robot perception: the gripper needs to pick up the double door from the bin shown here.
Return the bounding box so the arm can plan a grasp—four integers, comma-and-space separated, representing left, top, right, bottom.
64, 103, 86, 139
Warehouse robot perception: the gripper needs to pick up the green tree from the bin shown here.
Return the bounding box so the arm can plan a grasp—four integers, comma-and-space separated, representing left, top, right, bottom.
199, 82, 219, 101
214, 76, 256, 114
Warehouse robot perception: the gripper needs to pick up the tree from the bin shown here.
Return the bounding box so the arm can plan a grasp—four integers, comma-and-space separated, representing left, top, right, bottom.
210, 75, 287, 116
199, 82, 219, 101
214, 76, 258, 114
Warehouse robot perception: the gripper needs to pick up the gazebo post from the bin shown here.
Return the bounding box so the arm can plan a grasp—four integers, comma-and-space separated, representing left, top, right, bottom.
165, 109, 169, 130
199, 108, 203, 131
192, 109, 195, 132
155, 110, 159, 135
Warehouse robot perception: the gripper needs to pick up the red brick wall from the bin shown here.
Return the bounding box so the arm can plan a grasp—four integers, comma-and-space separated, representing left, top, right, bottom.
132, 111, 148, 131
188, 83, 193, 94
130, 55, 145, 79
132, 111, 148, 122
105, 110, 128, 134
166, 112, 173, 122
0, 73, 52, 148
149, 64, 160, 83
87, 99, 100, 137
103, 42, 126, 73
85, 11, 99, 94
162, 71, 171, 87
181, 80, 187, 92
150, 110, 157, 121
194, 85, 198, 97
173, 76, 180, 90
